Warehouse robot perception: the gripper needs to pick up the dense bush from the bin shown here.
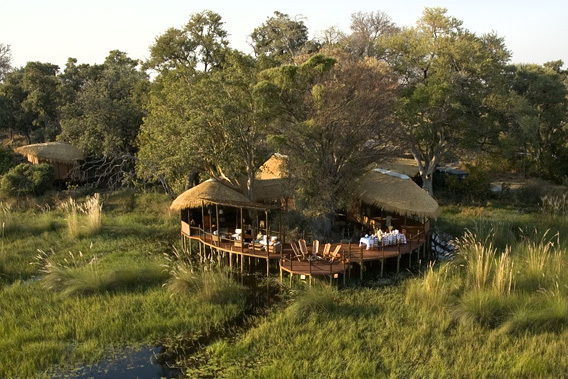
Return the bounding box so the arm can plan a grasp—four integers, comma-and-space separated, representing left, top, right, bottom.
434, 165, 491, 203
0, 148, 19, 175
1, 163, 55, 197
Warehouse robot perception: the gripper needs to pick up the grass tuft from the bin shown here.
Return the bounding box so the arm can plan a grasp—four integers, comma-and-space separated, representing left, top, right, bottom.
286, 284, 339, 320
62, 194, 103, 238
165, 248, 246, 305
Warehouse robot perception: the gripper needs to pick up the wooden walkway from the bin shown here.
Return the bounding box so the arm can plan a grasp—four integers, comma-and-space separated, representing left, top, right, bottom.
180, 223, 429, 283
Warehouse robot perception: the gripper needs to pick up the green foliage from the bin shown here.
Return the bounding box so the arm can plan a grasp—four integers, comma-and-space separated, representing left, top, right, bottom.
0, 147, 18, 175
138, 50, 270, 196
1, 163, 54, 197
250, 11, 311, 65
386, 7, 511, 195
435, 166, 491, 203
256, 54, 398, 218
59, 50, 148, 156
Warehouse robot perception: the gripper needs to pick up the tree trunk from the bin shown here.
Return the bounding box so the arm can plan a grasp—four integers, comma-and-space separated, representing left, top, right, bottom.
422, 174, 434, 196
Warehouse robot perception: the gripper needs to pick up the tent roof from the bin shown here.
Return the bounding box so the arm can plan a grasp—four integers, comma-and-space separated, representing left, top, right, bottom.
170, 179, 274, 210
16, 142, 84, 163
356, 169, 440, 219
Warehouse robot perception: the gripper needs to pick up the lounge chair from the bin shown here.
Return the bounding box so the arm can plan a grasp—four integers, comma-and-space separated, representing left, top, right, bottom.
321, 243, 331, 258
290, 242, 302, 261
330, 245, 342, 262
298, 239, 309, 258
312, 240, 320, 256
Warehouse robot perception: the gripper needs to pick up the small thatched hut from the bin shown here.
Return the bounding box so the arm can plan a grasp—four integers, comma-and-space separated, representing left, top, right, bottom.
16, 142, 84, 181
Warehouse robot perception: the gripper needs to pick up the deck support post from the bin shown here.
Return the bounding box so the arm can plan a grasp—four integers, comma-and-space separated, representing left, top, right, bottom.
360, 247, 364, 281
266, 258, 269, 277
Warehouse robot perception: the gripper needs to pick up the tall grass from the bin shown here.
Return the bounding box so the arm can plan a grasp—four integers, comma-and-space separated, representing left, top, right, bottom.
541, 193, 568, 216
62, 193, 102, 238
164, 247, 247, 305
409, 224, 568, 332
35, 249, 166, 297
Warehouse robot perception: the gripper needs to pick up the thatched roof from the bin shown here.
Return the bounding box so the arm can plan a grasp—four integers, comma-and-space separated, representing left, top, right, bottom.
356, 169, 440, 219
376, 158, 419, 178
16, 142, 84, 163
254, 178, 293, 202
170, 179, 273, 210
257, 153, 288, 180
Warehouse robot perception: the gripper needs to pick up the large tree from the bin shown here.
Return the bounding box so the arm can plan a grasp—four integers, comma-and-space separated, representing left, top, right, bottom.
344, 11, 398, 59
138, 50, 269, 198
498, 63, 568, 180
59, 50, 148, 157
138, 12, 270, 197
0, 62, 60, 143
386, 7, 511, 195
255, 53, 399, 217
145, 10, 228, 76
250, 11, 313, 66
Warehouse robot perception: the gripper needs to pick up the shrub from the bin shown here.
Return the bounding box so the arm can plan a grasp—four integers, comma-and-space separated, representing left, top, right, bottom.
0, 148, 18, 175
1, 163, 55, 197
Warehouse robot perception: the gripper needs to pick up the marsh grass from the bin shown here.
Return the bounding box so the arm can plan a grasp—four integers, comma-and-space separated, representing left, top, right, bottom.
36, 249, 167, 297
541, 193, 568, 216
164, 247, 246, 305
62, 193, 102, 238
0, 191, 249, 377
285, 284, 339, 319
409, 220, 568, 334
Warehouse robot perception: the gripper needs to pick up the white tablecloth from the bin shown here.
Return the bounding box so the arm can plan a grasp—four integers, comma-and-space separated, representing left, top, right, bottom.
359, 233, 407, 249
359, 236, 377, 250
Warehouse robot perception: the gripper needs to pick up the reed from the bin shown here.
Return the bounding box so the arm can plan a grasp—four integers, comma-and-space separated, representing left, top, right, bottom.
165, 247, 246, 305
36, 249, 166, 297
541, 193, 568, 216
62, 193, 103, 238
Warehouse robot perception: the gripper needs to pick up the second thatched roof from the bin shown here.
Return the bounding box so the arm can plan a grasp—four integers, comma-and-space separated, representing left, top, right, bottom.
170, 179, 273, 211
356, 169, 440, 219
16, 142, 84, 163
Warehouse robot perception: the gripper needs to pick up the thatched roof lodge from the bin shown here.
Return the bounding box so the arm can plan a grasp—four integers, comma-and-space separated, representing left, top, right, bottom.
16, 142, 84, 181
170, 178, 269, 210
357, 168, 439, 220
254, 153, 295, 207
253, 154, 439, 224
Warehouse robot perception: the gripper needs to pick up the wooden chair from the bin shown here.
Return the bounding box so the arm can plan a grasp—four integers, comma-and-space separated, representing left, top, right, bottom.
298, 239, 309, 259
330, 245, 342, 262
312, 240, 320, 256
321, 243, 331, 258
290, 242, 303, 261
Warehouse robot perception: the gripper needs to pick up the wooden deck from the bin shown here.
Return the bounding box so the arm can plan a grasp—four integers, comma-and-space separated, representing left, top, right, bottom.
180, 223, 428, 280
